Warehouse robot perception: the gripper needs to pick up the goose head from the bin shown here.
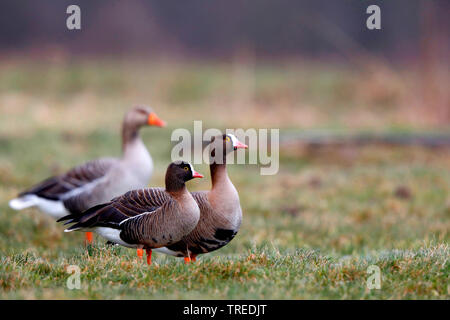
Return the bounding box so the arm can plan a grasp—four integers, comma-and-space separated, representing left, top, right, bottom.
124, 106, 166, 130
225, 133, 248, 151
209, 133, 248, 163
165, 161, 203, 192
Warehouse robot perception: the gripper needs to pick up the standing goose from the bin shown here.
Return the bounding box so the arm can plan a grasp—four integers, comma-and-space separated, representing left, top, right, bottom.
63, 161, 203, 265
64, 133, 248, 263
155, 133, 248, 262
9, 106, 165, 244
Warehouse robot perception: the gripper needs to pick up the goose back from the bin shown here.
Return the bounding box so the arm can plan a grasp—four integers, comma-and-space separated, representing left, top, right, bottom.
19, 158, 118, 201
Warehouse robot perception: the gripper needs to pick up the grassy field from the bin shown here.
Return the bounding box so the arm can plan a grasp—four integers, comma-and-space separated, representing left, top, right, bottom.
0, 58, 448, 299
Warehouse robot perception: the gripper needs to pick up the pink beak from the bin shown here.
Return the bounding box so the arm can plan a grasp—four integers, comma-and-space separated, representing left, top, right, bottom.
234, 140, 248, 150
192, 171, 204, 179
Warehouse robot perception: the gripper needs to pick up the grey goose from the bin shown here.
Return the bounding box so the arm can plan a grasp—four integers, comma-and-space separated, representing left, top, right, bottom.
9, 106, 166, 244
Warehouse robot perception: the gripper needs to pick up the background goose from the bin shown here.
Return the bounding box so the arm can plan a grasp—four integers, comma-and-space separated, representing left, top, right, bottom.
9, 106, 165, 244
63, 161, 203, 265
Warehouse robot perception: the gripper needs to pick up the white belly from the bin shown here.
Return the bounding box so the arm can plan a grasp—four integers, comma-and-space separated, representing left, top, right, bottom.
94, 227, 142, 249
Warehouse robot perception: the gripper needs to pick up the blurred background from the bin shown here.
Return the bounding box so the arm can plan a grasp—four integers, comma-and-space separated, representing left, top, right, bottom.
0, 0, 448, 130
0, 0, 448, 299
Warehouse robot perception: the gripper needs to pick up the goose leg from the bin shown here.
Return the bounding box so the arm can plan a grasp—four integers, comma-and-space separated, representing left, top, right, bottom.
184, 253, 198, 264
137, 249, 143, 260
146, 249, 152, 265
85, 232, 93, 245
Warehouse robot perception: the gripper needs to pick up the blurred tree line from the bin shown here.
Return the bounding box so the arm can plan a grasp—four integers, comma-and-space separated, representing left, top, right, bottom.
0, 0, 448, 62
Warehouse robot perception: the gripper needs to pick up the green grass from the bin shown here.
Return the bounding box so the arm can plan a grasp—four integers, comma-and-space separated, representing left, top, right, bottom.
1, 244, 447, 299
0, 59, 448, 299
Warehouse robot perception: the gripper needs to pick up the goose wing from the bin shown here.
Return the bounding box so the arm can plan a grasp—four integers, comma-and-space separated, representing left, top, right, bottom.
62, 188, 170, 230
118, 199, 177, 246
19, 158, 118, 201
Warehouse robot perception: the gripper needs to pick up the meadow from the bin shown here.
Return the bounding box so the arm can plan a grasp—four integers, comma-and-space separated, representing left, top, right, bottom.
0, 57, 448, 299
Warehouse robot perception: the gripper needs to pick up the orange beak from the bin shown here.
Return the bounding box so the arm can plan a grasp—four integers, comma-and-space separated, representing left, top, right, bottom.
192, 170, 204, 179
234, 140, 248, 150
148, 112, 166, 127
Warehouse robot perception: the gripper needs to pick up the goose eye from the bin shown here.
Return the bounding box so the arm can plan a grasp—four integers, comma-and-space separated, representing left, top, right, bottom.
225, 136, 230, 142
184, 167, 189, 171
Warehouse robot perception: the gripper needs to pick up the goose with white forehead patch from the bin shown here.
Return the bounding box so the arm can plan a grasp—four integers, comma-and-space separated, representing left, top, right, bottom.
155, 133, 248, 262
65, 133, 248, 263
63, 161, 203, 265
10, 106, 166, 245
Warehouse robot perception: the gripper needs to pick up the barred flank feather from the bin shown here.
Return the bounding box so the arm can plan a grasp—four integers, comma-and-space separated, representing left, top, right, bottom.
61, 186, 199, 249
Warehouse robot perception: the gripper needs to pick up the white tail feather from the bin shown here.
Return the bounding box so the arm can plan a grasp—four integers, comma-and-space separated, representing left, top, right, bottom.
9, 195, 38, 210
9, 195, 68, 219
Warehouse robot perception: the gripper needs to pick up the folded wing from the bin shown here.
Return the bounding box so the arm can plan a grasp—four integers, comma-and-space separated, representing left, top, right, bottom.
62, 188, 170, 230
19, 158, 118, 201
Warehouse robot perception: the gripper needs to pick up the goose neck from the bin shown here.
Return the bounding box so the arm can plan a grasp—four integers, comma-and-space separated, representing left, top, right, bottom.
210, 163, 231, 189
122, 118, 142, 151
165, 178, 187, 195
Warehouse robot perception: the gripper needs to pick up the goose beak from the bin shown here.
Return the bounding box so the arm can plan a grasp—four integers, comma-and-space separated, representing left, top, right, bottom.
192, 171, 204, 179
148, 112, 166, 127
234, 140, 248, 150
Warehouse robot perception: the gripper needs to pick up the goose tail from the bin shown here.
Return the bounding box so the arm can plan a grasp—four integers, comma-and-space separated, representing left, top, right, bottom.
64, 224, 83, 232
61, 202, 112, 232
9, 195, 38, 210
56, 214, 75, 223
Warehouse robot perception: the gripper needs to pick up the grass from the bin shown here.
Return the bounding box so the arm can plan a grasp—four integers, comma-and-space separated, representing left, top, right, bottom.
1, 244, 447, 299
0, 58, 448, 299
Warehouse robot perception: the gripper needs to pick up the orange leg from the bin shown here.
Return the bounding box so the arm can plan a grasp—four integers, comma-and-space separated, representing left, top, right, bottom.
85, 232, 93, 245
184, 254, 198, 264
146, 249, 152, 265
137, 248, 143, 260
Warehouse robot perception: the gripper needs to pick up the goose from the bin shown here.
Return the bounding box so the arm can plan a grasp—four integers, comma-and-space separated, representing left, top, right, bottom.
62, 133, 247, 263
155, 133, 248, 262
63, 161, 203, 265
9, 106, 166, 245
